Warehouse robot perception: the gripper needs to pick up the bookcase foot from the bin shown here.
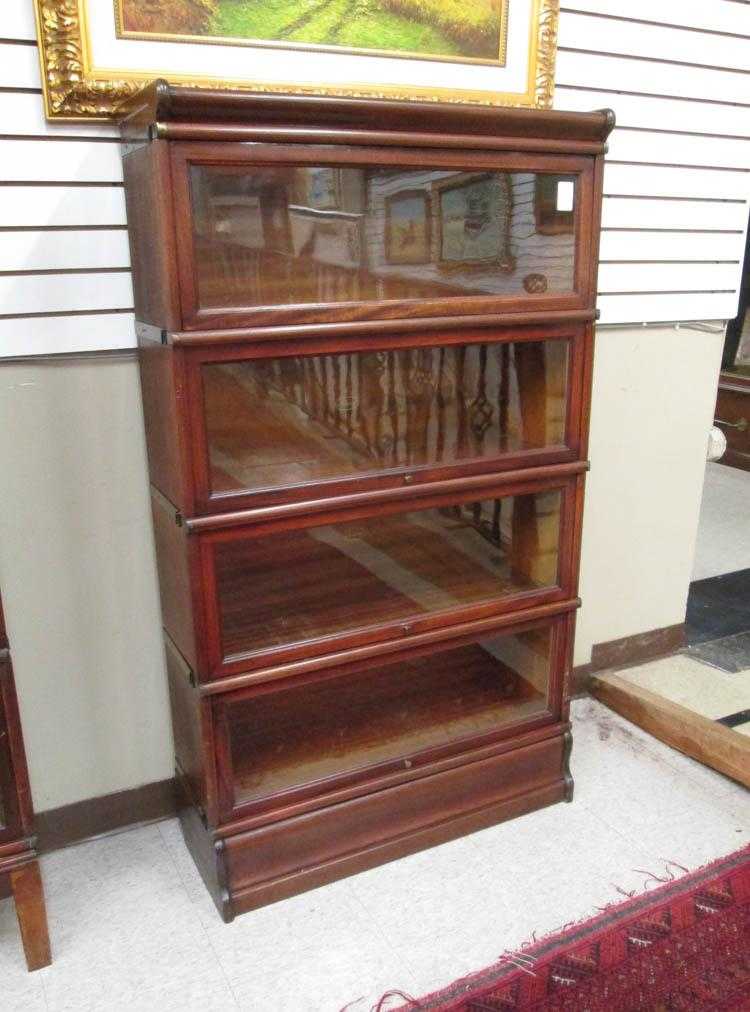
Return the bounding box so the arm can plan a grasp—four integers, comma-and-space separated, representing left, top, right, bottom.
10, 860, 51, 972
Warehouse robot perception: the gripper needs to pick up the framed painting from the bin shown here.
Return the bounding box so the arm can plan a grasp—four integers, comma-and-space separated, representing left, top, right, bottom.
34, 0, 560, 120
295, 168, 341, 212
385, 191, 431, 265
433, 173, 515, 272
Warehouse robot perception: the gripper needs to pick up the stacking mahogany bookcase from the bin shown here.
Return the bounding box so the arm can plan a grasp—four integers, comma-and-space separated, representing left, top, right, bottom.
0, 595, 51, 970
118, 82, 613, 921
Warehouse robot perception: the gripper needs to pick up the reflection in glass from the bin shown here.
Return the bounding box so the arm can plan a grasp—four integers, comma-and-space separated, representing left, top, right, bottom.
189, 165, 577, 309
228, 625, 552, 804
203, 340, 568, 496
214, 490, 561, 660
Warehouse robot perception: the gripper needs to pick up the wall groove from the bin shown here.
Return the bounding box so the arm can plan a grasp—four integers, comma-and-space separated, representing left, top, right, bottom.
556, 82, 750, 110
558, 45, 750, 76
559, 7, 750, 41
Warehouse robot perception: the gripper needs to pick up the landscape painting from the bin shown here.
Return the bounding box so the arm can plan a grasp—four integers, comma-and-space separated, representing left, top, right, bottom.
116, 0, 508, 65
386, 191, 431, 265
437, 174, 514, 271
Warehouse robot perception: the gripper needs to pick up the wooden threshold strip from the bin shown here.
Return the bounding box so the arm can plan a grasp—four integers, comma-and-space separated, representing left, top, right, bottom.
590, 672, 750, 789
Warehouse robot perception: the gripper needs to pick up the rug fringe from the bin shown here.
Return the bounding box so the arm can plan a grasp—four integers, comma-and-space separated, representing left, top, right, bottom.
370, 989, 420, 1011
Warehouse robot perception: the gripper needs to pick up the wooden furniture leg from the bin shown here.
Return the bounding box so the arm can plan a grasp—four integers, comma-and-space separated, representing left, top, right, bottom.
10, 861, 51, 972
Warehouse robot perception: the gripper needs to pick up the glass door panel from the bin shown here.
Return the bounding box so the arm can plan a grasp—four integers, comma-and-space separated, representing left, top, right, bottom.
227, 623, 553, 808
211, 488, 562, 665
188, 165, 579, 312
203, 338, 569, 500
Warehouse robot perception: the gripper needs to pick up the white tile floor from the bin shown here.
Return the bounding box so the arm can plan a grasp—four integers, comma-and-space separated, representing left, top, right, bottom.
692, 461, 750, 581
2, 697, 749, 1012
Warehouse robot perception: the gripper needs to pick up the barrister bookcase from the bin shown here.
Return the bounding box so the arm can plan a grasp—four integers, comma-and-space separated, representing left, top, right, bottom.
118, 81, 613, 921
0, 594, 51, 970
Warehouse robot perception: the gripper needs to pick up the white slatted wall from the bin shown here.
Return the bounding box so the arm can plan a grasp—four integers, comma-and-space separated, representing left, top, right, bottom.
556, 1, 750, 324
0, 1, 133, 357
1, 0, 749, 355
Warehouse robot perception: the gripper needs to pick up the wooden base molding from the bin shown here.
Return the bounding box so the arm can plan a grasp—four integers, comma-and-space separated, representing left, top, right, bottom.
590, 673, 750, 789
179, 728, 572, 923
35, 778, 177, 854
571, 623, 686, 696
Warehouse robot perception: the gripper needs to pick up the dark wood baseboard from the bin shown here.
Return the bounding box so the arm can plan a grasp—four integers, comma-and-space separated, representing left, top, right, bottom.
571, 623, 686, 697
35, 778, 177, 854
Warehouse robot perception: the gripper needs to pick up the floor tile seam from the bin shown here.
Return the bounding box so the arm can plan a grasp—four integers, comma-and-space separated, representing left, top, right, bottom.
342, 880, 426, 985
153, 822, 240, 1006
566, 720, 736, 797
155, 821, 203, 899
27, 978, 51, 1012
177, 908, 242, 1009
124, 965, 241, 1011
589, 802, 750, 859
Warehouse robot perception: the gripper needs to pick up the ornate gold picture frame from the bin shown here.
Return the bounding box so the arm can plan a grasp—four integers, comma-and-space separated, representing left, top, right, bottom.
114, 0, 511, 69
34, 0, 559, 121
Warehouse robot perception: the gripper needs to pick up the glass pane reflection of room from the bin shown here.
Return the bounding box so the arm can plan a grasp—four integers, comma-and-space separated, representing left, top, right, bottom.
203, 339, 569, 498
227, 624, 554, 807
214, 490, 562, 662
189, 165, 577, 310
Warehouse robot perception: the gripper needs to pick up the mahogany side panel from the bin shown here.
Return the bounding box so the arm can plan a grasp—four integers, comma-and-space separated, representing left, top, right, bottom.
121, 140, 181, 331
174, 774, 232, 921
137, 340, 194, 513
150, 490, 202, 671
165, 636, 205, 813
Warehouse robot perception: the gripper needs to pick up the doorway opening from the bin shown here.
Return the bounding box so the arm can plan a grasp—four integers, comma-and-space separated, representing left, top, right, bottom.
688, 217, 750, 681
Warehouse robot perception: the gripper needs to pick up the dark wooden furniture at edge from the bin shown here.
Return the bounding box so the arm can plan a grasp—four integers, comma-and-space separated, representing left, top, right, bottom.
118, 81, 614, 922
0, 595, 51, 970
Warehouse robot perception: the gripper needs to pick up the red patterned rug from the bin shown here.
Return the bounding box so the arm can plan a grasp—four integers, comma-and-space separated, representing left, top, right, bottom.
379, 844, 750, 1011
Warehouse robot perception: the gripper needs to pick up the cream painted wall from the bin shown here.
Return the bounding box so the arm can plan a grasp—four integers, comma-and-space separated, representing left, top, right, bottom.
0, 357, 172, 811
0, 326, 724, 811
574, 324, 725, 666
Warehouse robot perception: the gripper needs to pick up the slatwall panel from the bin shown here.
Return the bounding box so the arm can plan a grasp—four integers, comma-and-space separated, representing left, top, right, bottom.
1, 0, 749, 356
557, 2, 750, 324
0, 0, 134, 357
